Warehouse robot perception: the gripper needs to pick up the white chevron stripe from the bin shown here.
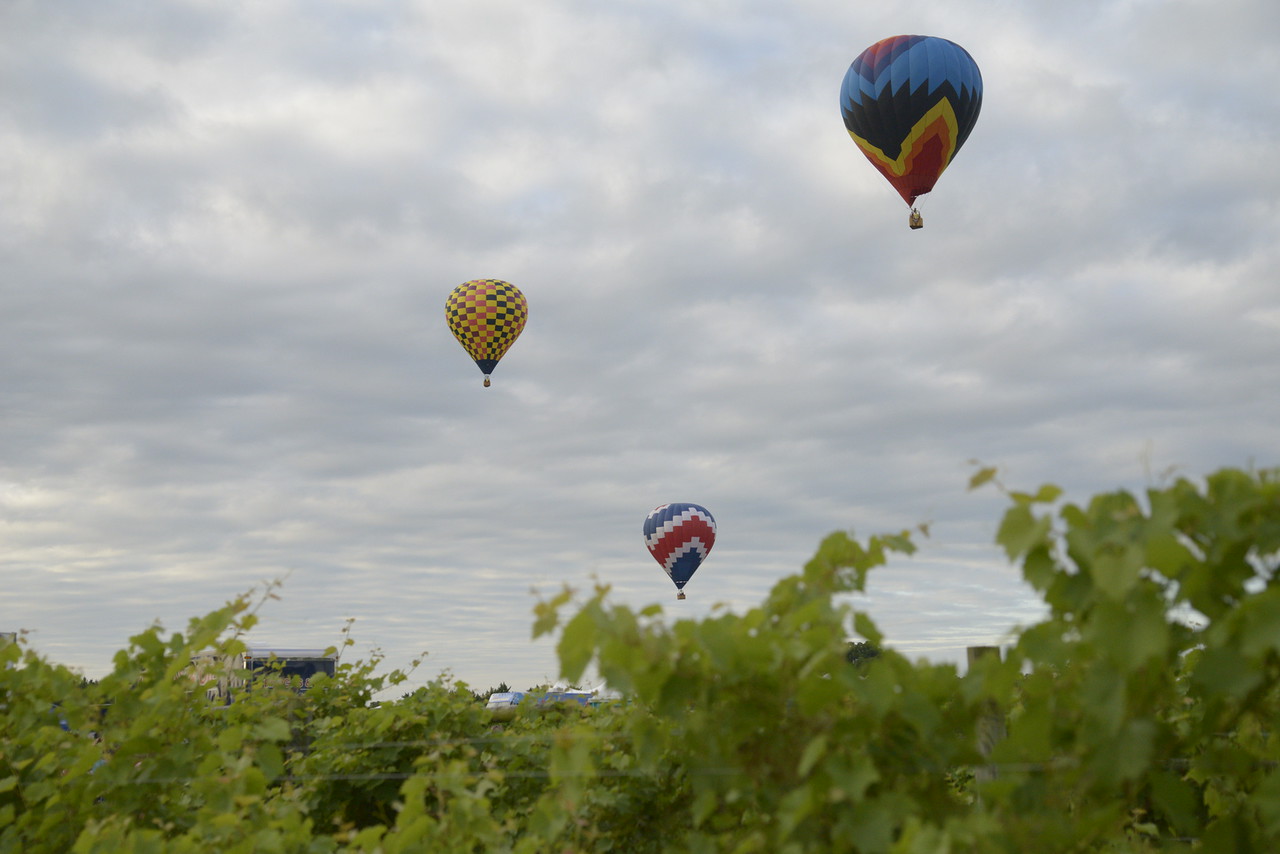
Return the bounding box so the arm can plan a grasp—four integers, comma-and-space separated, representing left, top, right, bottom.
645, 507, 714, 548
663, 538, 709, 571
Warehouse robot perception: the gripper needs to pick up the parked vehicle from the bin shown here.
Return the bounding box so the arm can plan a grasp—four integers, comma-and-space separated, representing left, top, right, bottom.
484, 690, 596, 721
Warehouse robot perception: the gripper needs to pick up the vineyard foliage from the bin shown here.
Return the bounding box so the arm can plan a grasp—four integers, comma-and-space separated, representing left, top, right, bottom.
3, 466, 1280, 851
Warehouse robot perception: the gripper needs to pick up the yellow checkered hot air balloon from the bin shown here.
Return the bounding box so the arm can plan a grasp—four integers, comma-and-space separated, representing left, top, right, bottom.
445, 279, 528, 387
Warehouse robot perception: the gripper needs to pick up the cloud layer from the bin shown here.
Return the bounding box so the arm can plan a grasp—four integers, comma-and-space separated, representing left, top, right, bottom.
3, 0, 1277, 691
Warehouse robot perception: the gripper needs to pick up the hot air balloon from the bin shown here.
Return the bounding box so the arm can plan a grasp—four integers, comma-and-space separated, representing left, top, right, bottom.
445, 279, 528, 387
839, 35, 982, 229
643, 503, 716, 600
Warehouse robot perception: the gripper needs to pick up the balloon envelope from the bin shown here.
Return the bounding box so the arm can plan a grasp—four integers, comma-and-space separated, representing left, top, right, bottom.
839, 35, 982, 206
445, 279, 528, 386
643, 503, 716, 593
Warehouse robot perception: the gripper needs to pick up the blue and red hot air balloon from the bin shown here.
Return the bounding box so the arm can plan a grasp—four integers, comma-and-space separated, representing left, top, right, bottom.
643, 503, 716, 600
839, 35, 983, 228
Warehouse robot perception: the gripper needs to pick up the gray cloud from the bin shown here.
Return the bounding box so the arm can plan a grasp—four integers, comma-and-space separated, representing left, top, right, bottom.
2, 0, 1277, 692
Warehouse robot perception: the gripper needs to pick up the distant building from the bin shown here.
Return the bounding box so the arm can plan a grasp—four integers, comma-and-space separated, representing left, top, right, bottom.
189, 647, 337, 702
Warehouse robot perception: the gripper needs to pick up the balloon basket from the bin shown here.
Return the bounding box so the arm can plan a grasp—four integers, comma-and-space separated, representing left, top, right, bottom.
909, 209, 923, 229
676, 591, 686, 600
483, 376, 491, 387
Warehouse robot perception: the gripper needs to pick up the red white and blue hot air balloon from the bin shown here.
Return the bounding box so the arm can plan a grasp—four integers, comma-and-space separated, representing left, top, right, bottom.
643, 503, 716, 600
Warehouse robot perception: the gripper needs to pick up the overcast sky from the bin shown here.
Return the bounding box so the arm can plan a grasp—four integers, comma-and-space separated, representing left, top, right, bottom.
3, 0, 1277, 694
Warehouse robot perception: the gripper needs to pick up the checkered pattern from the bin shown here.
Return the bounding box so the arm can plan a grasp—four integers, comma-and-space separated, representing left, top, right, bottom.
445, 279, 528, 370
643, 503, 716, 590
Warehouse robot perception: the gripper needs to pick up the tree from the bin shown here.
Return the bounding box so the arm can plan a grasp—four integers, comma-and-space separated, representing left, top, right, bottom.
845, 640, 882, 666
470, 681, 510, 703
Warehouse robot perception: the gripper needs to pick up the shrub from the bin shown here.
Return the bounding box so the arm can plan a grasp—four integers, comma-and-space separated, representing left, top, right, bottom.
1, 466, 1277, 851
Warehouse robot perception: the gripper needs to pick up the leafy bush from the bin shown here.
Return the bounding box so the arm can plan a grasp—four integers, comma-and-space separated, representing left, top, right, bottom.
1, 466, 1277, 851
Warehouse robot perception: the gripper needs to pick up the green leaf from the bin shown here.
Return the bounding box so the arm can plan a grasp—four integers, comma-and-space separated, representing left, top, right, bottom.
1086, 596, 1170, 671
847, 799, 897, 853
556, 607, 598, 683
1089, 541, 1145, 600
691, 789, 718, 828
1000, 703, 1054, 763
852, 612, 883, 647
996, 503, 1051, 561
1079, 661, 1127, 737
532, 585, 574, 639
968, 466, 998, 491
252, 716, 291, 742
1237, 588, 1280, 657
256, 741, 283, 780
797, 734, 828, 778
1032, 483, 1064, 504
1142, 529, 1195, 581
1192, 647, 1262, 698
1021, 545, 1058, 592
832, 754, 880, 801
1248, 767, 1280, 837
1090, 719, 1156, 783
1150, 770, 1202, 837
878, 529, 917, 557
